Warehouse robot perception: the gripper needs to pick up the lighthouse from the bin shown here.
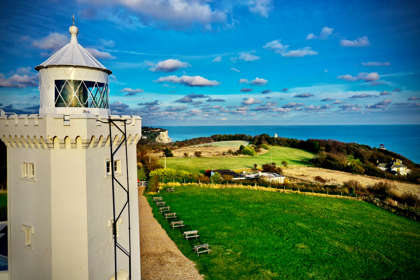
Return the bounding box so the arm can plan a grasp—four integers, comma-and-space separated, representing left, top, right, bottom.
0, 19, 141, 280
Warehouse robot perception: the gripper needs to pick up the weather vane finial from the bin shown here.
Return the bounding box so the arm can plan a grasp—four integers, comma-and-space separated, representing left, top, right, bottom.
72, 14, 75, 26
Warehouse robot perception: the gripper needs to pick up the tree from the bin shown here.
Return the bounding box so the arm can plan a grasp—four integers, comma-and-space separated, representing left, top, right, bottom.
163, 147, 173, 157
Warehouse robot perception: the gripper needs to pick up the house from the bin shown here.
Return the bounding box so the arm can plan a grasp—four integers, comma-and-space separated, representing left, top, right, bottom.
377, 163, 387, 172
390, 159, 409, 176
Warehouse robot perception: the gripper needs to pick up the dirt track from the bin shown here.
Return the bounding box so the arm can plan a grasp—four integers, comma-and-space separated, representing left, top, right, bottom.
139, 188, 203, 280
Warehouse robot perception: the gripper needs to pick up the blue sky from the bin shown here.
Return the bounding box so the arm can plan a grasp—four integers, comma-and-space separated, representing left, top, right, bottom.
0, 0, 420, 125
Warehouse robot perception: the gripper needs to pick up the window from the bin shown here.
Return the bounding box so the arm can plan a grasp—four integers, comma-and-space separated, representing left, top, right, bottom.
106, 160, 122, 175
21, 162, 35, 179
54, 80, 109, 109
21, 225, 34, 247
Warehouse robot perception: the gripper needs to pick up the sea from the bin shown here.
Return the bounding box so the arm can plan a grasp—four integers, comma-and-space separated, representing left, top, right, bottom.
161, 125, 420, 164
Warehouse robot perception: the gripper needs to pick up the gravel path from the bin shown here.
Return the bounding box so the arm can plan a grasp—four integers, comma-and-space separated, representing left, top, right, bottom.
139, 189, 204, 280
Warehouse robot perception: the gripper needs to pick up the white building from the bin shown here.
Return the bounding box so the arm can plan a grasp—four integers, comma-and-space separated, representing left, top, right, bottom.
0, 20, 142, 280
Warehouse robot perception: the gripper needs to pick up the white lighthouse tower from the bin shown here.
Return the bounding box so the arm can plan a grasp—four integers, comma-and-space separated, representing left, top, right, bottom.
0, 19, 141, 280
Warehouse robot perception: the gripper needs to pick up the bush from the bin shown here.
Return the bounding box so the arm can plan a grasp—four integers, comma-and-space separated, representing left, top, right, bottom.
398, 192, 419, 207
260, 144, 270, 150
147, 176, 159, 192
281, 161, 288, 167
184, 152, 189, 158
211, 172, 224, 184
367, 182, 392, 200
150, 168, 195, 183
163, 147, 173, 157
262, 163, 283, 174
198, 174, 210, 184
238, 145, 256, 156
343, 180, 363, 195
194, 151, 202, 157
314, 176, 327, 184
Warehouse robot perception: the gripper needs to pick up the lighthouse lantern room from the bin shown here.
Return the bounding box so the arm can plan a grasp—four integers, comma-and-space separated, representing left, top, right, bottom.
0, 19, 142, 280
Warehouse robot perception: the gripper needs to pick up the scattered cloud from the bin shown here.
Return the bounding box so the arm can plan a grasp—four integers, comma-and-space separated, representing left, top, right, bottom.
247, 0, 273, 17
339, 104, 362, 112
304, 104, 330, 112
366, 99, 392, 110
350, 93, 375, 98
86, 48, 115, 59
240, 88, 253, 92
294, 93, 314, 98
408, 96, 420, 101
338, 72, 379, 82
0, 70, 38, 88
282, 102, 304, 109
175, 93, 209, 103
138, 100, 159, 106
340, 36, 370, 47
78, 0, 227, 28
149, 59, 190, 72
121, 87, 144, 96
362, 61, 390, 66
242, 97, 261, 105
99, 39, 115, 48
306, 26, 333, 40
264, 40, 318, 57
32, 32, 67, 50
321, 97, 333, 102
207, 98, 226, 102
380, 91, 391, 96
261, 89, 271, 94
238, 51, 260, 61
231, 67, 241, 72
240, 77, 268, 85
157, 75, 219, 87
212, 56, 222, 62
110, 101, 130, 114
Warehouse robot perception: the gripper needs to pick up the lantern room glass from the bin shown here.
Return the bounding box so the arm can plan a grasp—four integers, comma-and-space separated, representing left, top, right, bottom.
54, 80, 109, 108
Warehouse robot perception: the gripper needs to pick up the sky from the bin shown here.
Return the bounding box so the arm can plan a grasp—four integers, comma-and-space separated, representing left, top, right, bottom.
0, 0, 420, 126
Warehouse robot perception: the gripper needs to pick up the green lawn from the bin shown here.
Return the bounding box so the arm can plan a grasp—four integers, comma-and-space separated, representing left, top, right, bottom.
148, 186, 420, 280
165, 146, 314, 173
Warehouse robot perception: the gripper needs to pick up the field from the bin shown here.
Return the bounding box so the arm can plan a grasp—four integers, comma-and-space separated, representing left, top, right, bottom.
165, 146, 314, 173
148, 186, 420, 280
171, 140, 249, 157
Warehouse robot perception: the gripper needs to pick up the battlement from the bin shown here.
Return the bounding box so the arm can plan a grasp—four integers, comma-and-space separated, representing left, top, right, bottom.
0, 114, 142, 149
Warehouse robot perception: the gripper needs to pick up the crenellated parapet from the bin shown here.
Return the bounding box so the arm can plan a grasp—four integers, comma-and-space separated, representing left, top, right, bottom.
0, 114, 141, 149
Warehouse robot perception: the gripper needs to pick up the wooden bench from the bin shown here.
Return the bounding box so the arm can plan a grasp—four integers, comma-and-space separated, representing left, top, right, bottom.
170, 220, 184, 229
159, 206, 170, 213
153, 196, 163, 201
193, 244, 210, 255
183, 230, 200, 240
164, 212, 177, 220
156, 201, 166, 206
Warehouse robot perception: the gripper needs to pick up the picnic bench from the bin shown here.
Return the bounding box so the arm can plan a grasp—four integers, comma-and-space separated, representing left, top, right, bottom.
170, 220, 185, 229
155, 201, 166, 206
193, 244, 210, 255
153, 196, 163, 201
183, 230, 200, 240
164, 212, 177, 220
159, 206, 170, 213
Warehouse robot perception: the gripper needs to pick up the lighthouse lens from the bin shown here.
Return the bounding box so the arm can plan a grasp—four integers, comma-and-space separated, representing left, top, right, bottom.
55, 80, 108, 109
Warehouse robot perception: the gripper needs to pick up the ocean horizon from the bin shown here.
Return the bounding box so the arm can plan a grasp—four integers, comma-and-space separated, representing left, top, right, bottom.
161, 124, 420, 163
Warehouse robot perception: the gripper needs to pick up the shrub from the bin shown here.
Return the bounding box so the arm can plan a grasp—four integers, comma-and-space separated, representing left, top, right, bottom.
211, 172, 224, 184
150, 168, 194, 183
253, 164, 258, 170
163, 147, 173, 157
194, 151, 202, 157
343, 180, 363, 195
184, 152, 189, 158
367, 182, 392, 200
147, 176, 159, 192
260, 144, 270, 150
281, 160, 288, 167
238, 145, 256, 156
398, 192, 419, 207
314, 176, 327, 184
262, 163, 283, 174
198, 174, 210, 184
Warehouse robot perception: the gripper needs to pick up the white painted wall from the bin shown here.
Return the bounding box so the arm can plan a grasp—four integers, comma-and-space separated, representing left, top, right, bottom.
0, 114, 142, 280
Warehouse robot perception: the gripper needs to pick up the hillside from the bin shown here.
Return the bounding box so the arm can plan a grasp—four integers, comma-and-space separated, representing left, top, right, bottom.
149, 186, 420, 280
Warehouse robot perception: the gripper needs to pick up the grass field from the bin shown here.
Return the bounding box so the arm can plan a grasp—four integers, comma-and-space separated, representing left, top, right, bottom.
165, 146, 314, 173
148, 186, 420, 280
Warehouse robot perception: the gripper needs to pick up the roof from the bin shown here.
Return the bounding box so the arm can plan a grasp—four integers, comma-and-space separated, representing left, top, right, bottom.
35, 23, 111, 74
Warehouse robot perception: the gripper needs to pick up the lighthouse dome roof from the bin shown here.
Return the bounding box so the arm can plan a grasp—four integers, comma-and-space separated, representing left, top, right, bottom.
35, 22, 111, 74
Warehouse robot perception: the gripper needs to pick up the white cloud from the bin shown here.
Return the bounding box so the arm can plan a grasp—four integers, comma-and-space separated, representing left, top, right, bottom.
264, 40, 318, 57
242, 97, 261, 105
78, 0, 226, 27
157, 75, 219, 87
338, 72, 380, 82
0, 68, 38, 88
238, 51, 260, 61
240, 77, 268, 85
231, 67, 241, 73
306, 33, 316, 40
306, 26, 334, 40
150, 59, 190, 72
212, 56, 222, 62
121, 88, 144, 95
362, 61, 391, 66
247, 0, 273, 17
340, 36, 370, 47
99, 39, 115, 48
319, 27, 333, 39
32, 32, 67, 50
86, 48, 115, 59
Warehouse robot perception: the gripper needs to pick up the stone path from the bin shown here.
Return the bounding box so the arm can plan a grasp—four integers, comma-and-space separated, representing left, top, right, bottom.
138, 188, 203, 280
